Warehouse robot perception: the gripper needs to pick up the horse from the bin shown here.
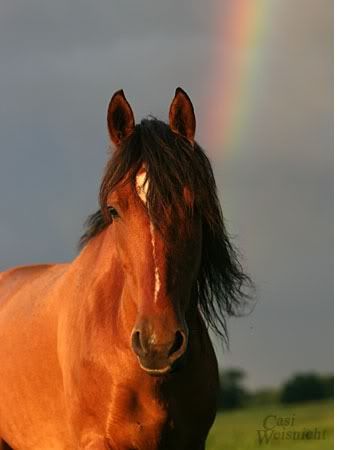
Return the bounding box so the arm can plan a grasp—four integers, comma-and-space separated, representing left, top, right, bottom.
0, 87, 251, 449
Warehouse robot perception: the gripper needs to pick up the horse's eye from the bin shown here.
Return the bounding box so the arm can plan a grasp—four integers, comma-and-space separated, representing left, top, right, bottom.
108, 206, 119, 219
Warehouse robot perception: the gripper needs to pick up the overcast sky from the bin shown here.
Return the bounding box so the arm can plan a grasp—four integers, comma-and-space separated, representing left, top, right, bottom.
0, 0, 332, 388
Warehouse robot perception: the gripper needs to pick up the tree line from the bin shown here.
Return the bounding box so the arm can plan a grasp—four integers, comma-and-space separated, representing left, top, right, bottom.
217, 369, 333, 410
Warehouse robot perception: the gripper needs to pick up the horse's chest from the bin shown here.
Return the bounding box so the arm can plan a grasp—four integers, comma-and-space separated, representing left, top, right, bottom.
104, 388, 170, 450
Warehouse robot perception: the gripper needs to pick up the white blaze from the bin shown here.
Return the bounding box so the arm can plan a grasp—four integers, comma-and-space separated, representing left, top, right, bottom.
150, 221, 161, 303
136, 169, 161, 302
136, 171, 149, 204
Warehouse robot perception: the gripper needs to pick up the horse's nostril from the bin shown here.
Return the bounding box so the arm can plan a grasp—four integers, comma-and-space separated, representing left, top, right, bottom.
168, 330, 186, 357
131, 330, 145, 357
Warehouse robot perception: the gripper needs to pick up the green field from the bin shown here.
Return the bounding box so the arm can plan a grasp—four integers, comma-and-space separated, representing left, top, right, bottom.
206, 400, 333, 450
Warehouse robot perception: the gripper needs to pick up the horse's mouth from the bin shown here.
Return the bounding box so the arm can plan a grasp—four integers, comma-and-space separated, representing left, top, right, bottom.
139, 363, 173, 376
137, 354, 185, 377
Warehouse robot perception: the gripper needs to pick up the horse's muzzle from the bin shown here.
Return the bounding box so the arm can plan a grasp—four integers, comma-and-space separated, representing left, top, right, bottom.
131, 326, 188, 375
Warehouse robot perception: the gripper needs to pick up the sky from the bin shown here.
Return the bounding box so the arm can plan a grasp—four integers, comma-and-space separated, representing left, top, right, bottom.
0, 0, 333, 388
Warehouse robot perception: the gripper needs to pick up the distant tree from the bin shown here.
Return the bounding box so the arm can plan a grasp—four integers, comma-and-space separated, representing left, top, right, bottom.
280, 373, 331, 404
218, 368, 249, 410
321, 374, 334, 398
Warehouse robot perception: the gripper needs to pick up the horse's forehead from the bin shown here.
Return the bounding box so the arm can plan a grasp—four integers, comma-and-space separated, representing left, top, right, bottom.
134, 168, 194, 224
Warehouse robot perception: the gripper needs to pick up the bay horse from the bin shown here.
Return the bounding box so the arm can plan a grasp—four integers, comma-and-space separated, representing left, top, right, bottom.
0, 88, 250, 449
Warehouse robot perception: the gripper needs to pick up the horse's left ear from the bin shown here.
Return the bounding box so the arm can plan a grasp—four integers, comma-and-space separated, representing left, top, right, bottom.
169, 87, 196, 144
107, 90, 135, 146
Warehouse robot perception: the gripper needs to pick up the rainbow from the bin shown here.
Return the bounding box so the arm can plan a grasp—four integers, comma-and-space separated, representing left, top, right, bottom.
202, 0, 272, 155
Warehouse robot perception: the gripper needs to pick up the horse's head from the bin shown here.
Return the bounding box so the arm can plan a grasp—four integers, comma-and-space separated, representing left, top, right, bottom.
102, 89, 201, 375
80, 88, 251, 376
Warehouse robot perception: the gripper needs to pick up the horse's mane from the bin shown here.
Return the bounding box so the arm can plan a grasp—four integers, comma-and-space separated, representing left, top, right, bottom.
79, 118, 253, 342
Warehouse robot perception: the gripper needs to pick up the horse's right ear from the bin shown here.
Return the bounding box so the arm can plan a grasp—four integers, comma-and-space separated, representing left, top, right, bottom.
107, 90, 135, 146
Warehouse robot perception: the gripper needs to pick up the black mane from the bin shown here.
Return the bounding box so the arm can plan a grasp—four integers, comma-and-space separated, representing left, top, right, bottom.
80, 118, 253, 342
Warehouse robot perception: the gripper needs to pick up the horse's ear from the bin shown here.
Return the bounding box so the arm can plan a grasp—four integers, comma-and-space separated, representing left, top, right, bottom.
107, 90, 135, 146
169, 87, 196, 144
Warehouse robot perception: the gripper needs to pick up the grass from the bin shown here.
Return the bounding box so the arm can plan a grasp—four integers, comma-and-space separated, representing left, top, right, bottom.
206, 400, 333, 450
